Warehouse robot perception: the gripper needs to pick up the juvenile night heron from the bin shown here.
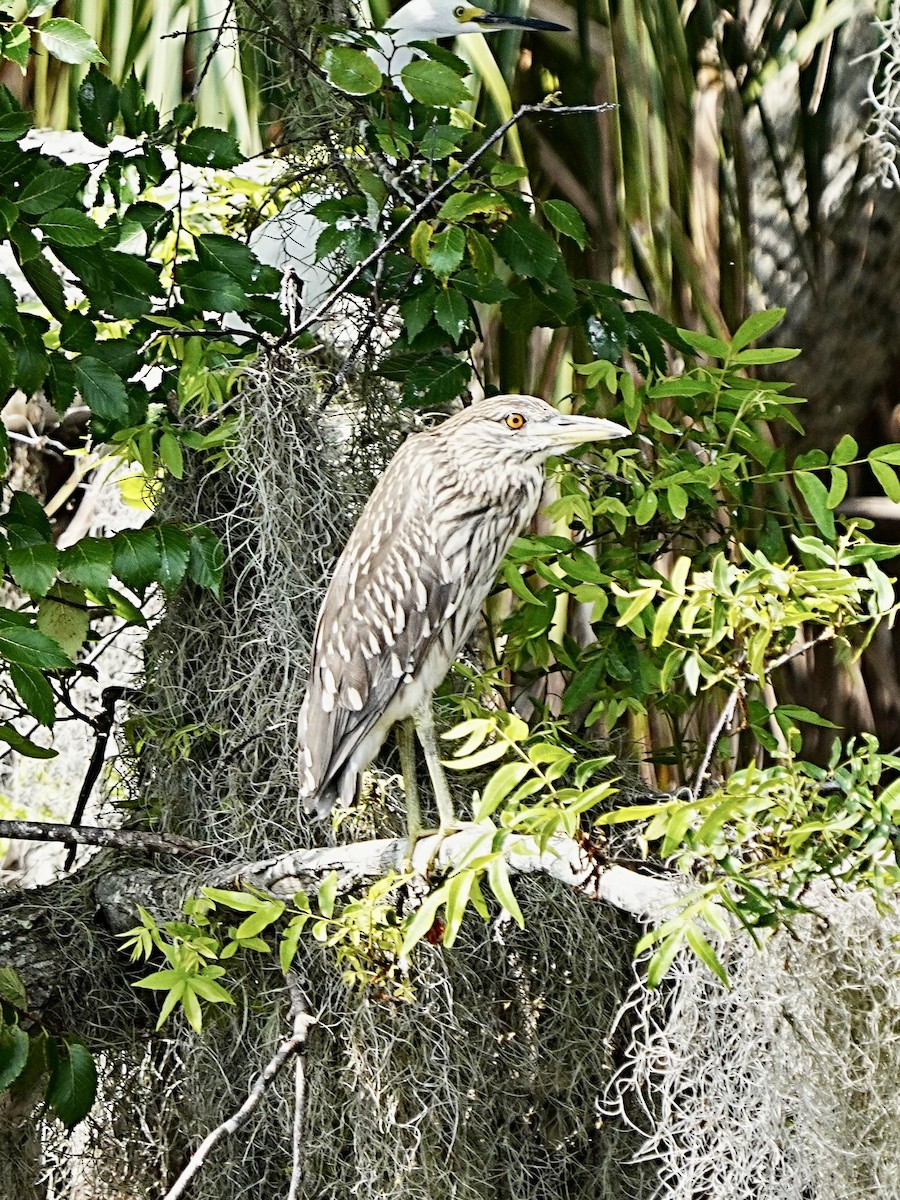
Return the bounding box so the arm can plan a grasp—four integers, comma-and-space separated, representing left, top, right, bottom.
297, 395, 630, 837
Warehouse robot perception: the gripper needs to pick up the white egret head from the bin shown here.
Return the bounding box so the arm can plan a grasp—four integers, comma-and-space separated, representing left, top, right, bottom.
383, 0, 568, 44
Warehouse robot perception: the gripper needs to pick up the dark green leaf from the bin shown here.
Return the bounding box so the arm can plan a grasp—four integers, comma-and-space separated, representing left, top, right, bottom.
120, 69, 158, 138
6, 492, 51, 543
0, 623, 71, 670
0, 1023, 29, 1090
19, 253, 67, 321
188, 527, 224, 597
434, 288, 468, 342
495, 218, 560, 282
7, 543, 57, 596
176, 127, 243, 169
60, 537, 113, 591
9, 663, 55, 724
180, 266, 248, 314
36, 208, 104, 248
77, 66, 119, 146
155, 524, 191, 594
193, 234, 281, 294
402, 356, 470, 406
46, 1040, 97, 1129
541, 199, 588, 249
72, 356, 129, 421
18, 167, 80, 215
53, 246, 162, 318
112, 528, 162, 592
0, 723, 56, 758
1, 24, 31, 74
323, 46, 383, 95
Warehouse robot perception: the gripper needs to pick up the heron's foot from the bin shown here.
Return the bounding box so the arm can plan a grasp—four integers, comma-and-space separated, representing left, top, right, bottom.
404, 817, 473, 876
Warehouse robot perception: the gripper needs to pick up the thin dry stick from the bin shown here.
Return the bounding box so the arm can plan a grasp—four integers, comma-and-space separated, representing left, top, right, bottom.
691, 685, 741, 800
162, 980, 317, 1200
285, 973, 313, 1200
283, 101, 615, 341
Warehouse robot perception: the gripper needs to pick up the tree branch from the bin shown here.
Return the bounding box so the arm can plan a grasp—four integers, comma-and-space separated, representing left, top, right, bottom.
162, 976, 317, 1200
235, 829, 682, 920
0, 821, 206, 856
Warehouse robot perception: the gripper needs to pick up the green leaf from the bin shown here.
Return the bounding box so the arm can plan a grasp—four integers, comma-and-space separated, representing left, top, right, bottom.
732, 347, 800, 365
871, 457, 900, 502
773, 704, 840, 730
868, 444, 900, 467
0, 1022, 29, 1090
794, 471, 835, 538
433, 288, 468, 342
490, 162, 528, 186
486, 857, 524, 928
7, 490, 51, 543
36, 584, 90, 659
400, 58, 471, 107
77, 65, 119, 146
180, 268, 248, 314
155, 524, 191, 594
826, 467, 848, 509
645, 929, 684, 988
475, 762, 533, 820
72, 356, 130, 422
633, 490, 658, 526
0, 721, 56, 758
9, 664, 55, 724
193, 234, 281, 294
112, 528, 162, 592
234, 900, 285, 939
0, 273, 23, 337
437, 191, 507, 221
176, 127, 243, 169
187, 527, 224, 597
39, 18, 105, 66
7, 543, 57, 595
684, 924, 729, 987
0, 623, 70, 670
0, 967, 27, 1009
400, 355, 470, 406
830, 434, 858, 466
20, 253, 67, 322
1, 24, 31, 74
427, 227, 465, 277
494, 218, 560, 282
60, 537, 113, 591
323, 45, 383, 95
541, 199, 588, 249
317, 871, 339, 919
730, 308, 785, 352
36, 208, 104, 248
18, 168, 80, 215
46, 1040, 97, 1129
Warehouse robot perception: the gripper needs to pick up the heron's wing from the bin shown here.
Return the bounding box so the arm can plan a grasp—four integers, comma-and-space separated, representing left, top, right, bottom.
297, 440, 467, 805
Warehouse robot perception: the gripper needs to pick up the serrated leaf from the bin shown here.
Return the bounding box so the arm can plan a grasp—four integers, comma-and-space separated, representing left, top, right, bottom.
0, 624, 70, 670
112, 528, 161, 592
9, 663, 55, 725
2, 24, 30, 74
0, 967, 27, 1009
77, 65, 119, 146
46, 1040, 97, 1128
7, 543, 57, 596
323, 45, 383, 95
18, 168, 80, 215
0, 1023, 29, 1090
36, 585, 90, 659
39, 18, 105, 66
20, 253, 67, 322
36, 208, 103, 247
495, 218, 560, 282
541, 199, 587, 249
400, 58, 470, 107
433, 287, 468, 341
427, 226, 465, 277
437, 191, 507, 221
187, 527, 224, 597
60, 537, 113, 591
155, 524, 190, 594
176, 127, 243, 169
72, 356, 129, 421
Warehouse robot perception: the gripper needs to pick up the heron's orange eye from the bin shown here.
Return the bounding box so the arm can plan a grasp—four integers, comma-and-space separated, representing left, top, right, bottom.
505, 413, 526, 430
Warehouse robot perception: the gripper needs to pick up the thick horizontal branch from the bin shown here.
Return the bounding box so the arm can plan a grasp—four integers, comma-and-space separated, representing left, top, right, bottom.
0, 820, 206, 856
236, 829, 682, 921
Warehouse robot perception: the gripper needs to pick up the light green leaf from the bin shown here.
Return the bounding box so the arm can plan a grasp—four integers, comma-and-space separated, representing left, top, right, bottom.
826, 467, 848, 509
684, 924, 729, 987
323, 45, 383, 95
427, 226, 465, 277
870, 459, 900, 503
235, 901, 285, 939
795, 471, 836, 538
317, 871, 339, 919
830, 434, 858, 466
39, 18, 105, 66
1, 24, 30, 74
400, 58, 471, 106
37, 586, 89, 659
486, 857, 524, 928
730, 308, 785, 351
868, 444, 900, 467
475, 762, 533, 820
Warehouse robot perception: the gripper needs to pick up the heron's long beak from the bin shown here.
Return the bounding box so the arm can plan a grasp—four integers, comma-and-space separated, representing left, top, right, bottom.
549, 415, 632, 448
475, 8, 569, 32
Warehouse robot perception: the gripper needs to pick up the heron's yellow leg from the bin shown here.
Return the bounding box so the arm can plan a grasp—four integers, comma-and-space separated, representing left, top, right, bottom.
396, 717, 422, 866
413, 702, 457, 831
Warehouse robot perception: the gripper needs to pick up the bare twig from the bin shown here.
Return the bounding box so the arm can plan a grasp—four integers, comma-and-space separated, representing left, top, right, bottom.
0, 820, 205, 856
285, 973, 313, 1200
65, 686, 135, 871
691, 685, 742, 800
162, 977, 317, 1200
767, 627, 834, 673
279, 101, 615, 343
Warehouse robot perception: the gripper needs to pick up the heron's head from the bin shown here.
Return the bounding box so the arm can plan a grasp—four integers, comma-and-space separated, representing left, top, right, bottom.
444, 394, 631, 465
385, 0, 568, 42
